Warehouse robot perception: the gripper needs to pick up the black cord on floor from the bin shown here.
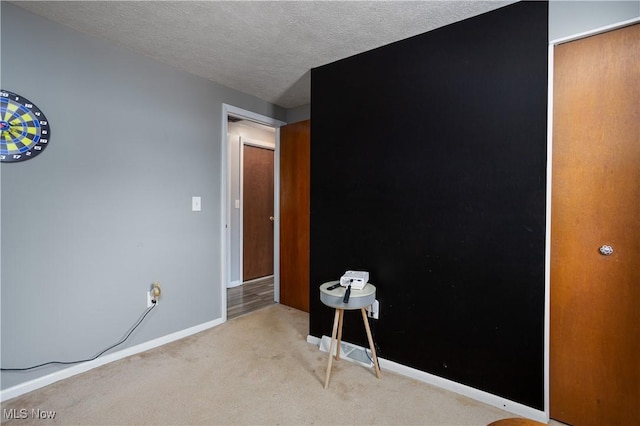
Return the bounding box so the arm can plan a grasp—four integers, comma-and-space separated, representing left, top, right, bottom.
1, 302, 157, 372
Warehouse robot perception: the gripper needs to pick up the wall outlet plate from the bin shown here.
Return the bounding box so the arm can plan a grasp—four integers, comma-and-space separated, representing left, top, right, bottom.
367, 299, 379, 319
147, 290, 153, 308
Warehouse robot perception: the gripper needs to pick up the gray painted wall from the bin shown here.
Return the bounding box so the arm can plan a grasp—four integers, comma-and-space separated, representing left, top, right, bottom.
549, 0, 639, 40
0, 3, 284, 390
285, 104, 310, 124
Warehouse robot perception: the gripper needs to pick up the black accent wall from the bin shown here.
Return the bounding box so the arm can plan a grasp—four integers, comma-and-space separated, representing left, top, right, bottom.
310, 1, 548, 409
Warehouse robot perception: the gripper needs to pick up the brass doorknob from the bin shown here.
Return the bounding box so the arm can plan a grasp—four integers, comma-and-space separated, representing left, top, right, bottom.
599, 245, 613, 256
269, 216, 275, 222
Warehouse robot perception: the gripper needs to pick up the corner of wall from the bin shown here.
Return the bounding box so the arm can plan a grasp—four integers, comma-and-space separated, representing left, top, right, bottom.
285, 104, 311, 124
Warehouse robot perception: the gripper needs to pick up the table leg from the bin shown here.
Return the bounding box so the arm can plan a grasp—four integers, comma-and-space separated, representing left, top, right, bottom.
361, 307, 381, 379
336, 309, 344, 360
324, 309, 341, 388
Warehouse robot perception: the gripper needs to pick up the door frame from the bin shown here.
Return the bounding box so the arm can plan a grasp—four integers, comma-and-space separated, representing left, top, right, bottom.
544, 16, 640, 421
221, 104, 286, 322
239, 136, 276, 284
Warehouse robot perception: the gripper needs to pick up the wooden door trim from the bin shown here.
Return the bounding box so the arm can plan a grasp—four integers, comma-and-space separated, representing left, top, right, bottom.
545, 17, 640, 420
221, 104, 285, 322
240, 137, 275, 283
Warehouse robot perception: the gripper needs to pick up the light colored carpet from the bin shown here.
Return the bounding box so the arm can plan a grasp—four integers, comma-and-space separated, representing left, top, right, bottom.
2, 304, 523, 425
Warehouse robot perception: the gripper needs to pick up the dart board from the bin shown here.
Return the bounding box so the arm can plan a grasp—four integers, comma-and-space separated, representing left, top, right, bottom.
1, 90, 51, 163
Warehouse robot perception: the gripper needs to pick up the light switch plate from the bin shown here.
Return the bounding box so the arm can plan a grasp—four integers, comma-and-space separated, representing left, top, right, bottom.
192, 196, 201, 211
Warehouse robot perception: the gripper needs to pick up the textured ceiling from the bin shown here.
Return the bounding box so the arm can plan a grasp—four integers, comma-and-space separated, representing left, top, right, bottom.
11, 1, 514, 108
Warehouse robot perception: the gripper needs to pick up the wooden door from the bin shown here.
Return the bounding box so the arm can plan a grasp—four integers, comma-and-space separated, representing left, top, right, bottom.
243, 144, 275, 281
279, 120, 310, 312
550, 24, 639, 426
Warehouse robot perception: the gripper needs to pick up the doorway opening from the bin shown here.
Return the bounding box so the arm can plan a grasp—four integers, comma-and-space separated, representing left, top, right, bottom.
221, 104, 285, 321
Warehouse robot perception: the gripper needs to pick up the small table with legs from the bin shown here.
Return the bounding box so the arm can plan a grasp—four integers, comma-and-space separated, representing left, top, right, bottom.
319, 281, 381, 388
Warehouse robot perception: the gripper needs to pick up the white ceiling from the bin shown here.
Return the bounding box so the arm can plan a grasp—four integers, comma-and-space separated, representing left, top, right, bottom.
11, 1, 515, 109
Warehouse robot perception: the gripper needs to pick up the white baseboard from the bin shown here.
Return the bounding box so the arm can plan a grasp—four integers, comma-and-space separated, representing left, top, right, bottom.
307, 335, 322, 345
227, 280, 242, 288
1, 317, 225, 402
307, 335, 548, 423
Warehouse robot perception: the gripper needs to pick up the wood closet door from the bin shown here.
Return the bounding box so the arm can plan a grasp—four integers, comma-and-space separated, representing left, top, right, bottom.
550, 24, 639, 426
279, 120, 310, 312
